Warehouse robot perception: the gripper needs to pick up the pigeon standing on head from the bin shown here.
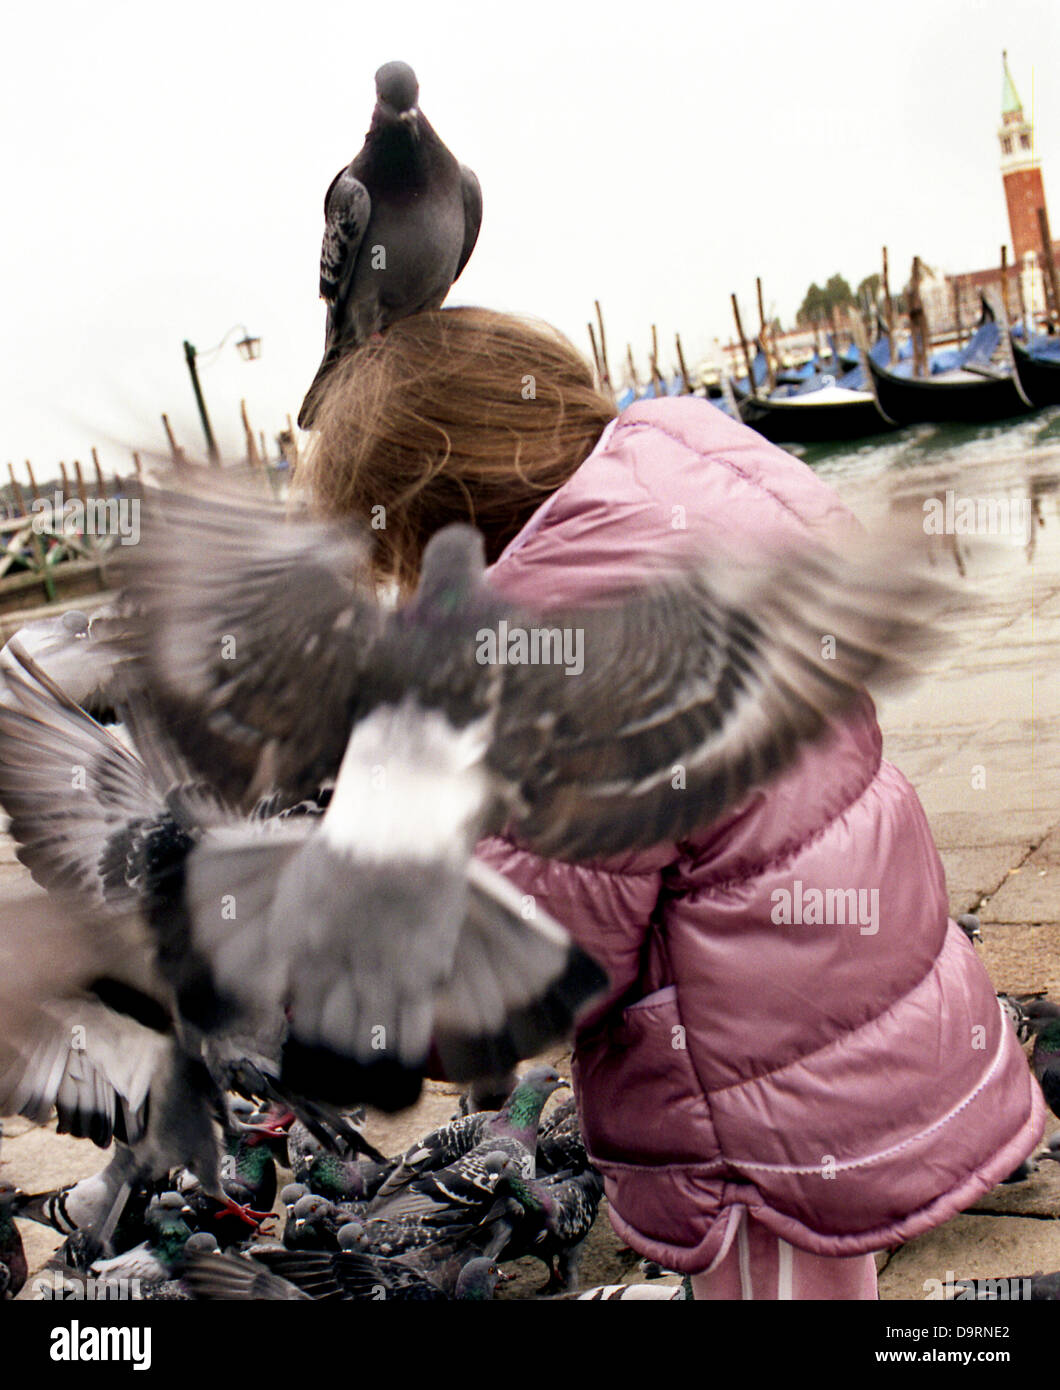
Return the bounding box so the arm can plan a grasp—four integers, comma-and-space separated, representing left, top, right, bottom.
298, 59, 482, 427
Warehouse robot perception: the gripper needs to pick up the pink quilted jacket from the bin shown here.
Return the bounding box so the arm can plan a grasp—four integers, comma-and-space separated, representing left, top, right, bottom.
476, 397, 1043, 1273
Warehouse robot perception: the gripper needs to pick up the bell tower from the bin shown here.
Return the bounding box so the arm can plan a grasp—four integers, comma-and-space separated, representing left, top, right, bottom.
999, 52, 1046, 263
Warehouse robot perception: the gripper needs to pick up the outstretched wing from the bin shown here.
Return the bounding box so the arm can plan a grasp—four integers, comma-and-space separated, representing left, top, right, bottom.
105, 484, 383, 807
0, 655, 165, 910
487, 537, 946, 861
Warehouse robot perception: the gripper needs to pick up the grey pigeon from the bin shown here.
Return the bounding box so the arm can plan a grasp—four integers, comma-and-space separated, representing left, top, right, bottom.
298, 60, 482, 427
186, 1239, 502, 1301
103, 482, 946, 1109
363, 1149, 517, 1255
480, 1166, 605, 1291
375, 1066, 567, 1198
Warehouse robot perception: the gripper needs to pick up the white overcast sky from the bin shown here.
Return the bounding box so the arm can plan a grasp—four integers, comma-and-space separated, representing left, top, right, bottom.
2, 0, 1057, 470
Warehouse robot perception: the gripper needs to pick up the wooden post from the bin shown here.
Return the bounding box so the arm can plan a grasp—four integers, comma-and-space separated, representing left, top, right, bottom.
999, 247, 1010, 325
625, 344, 638, 394
908, 256, 928, 379
161, 414, 186, 469
882, 246, 896, 365
7, 464, 27, 519
285, 415, 299, 471
675, 333, 693, 394
1037, 207, 1060, 328
59, 461, 70, 496
649, 325, 665, 395
587, 322, 603, 382
951, 277, 964, 348
132, 451, 143, 479
24, 460, 41, 506
72, 459, 88, 513
92, 447, 107, 498
756, 277, 778, 390
594, 300, 612, 390
259, 431, 268, 467
240, 399, 262, 469
731, 294, 757, 399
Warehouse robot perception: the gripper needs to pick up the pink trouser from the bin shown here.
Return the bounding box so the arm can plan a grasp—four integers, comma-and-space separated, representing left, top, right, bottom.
690, 1210, 879, 1300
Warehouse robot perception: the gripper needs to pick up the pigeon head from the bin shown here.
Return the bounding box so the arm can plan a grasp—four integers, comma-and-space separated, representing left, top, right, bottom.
412, 524, 487, 618
375, 62, 419, 118
454, 1256, 507, 1300
337, 1221, 368, 1251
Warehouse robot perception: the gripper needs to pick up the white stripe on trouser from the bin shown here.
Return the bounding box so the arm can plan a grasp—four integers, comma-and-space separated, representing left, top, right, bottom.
777, 1238, 794, 1299
737, 1212, 753, 1299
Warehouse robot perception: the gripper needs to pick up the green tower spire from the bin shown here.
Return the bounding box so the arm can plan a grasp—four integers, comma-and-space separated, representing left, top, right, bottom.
1002, 51, 1023, 119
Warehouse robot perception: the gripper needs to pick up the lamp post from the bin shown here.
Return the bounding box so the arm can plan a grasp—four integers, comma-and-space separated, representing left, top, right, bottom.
183, 325, 262, 465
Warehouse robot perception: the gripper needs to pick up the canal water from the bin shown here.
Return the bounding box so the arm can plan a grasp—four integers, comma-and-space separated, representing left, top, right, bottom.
788, 405, 1060, 584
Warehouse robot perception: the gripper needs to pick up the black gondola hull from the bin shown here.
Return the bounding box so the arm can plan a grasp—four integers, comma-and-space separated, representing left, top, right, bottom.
866, 357, 1032, 426
1011, 337, 1060, 409
737, 392, 893, 444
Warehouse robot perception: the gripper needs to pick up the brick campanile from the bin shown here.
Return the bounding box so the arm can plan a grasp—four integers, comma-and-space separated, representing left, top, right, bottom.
999, 52, 1047, 262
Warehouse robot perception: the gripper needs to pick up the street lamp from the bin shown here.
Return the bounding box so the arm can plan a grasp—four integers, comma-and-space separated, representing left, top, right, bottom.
183, 324, 262, 464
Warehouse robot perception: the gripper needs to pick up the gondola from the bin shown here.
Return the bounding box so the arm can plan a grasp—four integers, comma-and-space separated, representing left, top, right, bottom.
734, 332, 895, 444
865, 352, 1032, 426
1010, 333, 1060, 409
736, 380, 892, 444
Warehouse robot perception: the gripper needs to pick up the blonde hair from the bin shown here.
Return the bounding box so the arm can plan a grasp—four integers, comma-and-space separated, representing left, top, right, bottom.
296, 307, 617, 591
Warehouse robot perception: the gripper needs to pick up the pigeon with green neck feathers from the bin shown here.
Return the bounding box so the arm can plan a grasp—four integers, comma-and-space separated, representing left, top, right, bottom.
376, 1066, 567, 1199
85, 1192, 195, 1290
481, 1166, 604, 1292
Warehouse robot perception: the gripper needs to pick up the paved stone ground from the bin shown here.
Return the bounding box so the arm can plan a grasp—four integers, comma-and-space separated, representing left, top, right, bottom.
2, 453, 1059, 1301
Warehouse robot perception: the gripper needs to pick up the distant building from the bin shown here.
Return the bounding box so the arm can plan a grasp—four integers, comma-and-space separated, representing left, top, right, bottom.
946, 53, 1058, 332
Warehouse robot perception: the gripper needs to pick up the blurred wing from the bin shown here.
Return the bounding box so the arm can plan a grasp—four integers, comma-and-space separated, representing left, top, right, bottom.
488, 538, 947, 860
0, 890, 162, 1139
8, 996, 168, 1147
0, 655, 165, 909
430, 858, 607, 1081
106, 484, 382, 806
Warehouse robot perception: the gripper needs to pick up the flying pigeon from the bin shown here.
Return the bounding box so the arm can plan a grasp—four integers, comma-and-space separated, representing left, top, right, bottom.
297, 60, 482, 427
101, 482, 947, 1109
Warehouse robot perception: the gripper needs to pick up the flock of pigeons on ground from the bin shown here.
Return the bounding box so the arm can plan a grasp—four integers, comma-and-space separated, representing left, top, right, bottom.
0, 61, 1033, 1302
1, 1065, 644, 1301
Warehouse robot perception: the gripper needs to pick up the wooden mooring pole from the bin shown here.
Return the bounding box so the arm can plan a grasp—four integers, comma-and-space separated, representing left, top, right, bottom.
731, 294, 757, 399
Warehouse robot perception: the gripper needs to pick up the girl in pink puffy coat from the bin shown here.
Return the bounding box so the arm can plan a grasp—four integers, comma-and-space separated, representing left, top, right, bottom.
301, 307, 1043, 1299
